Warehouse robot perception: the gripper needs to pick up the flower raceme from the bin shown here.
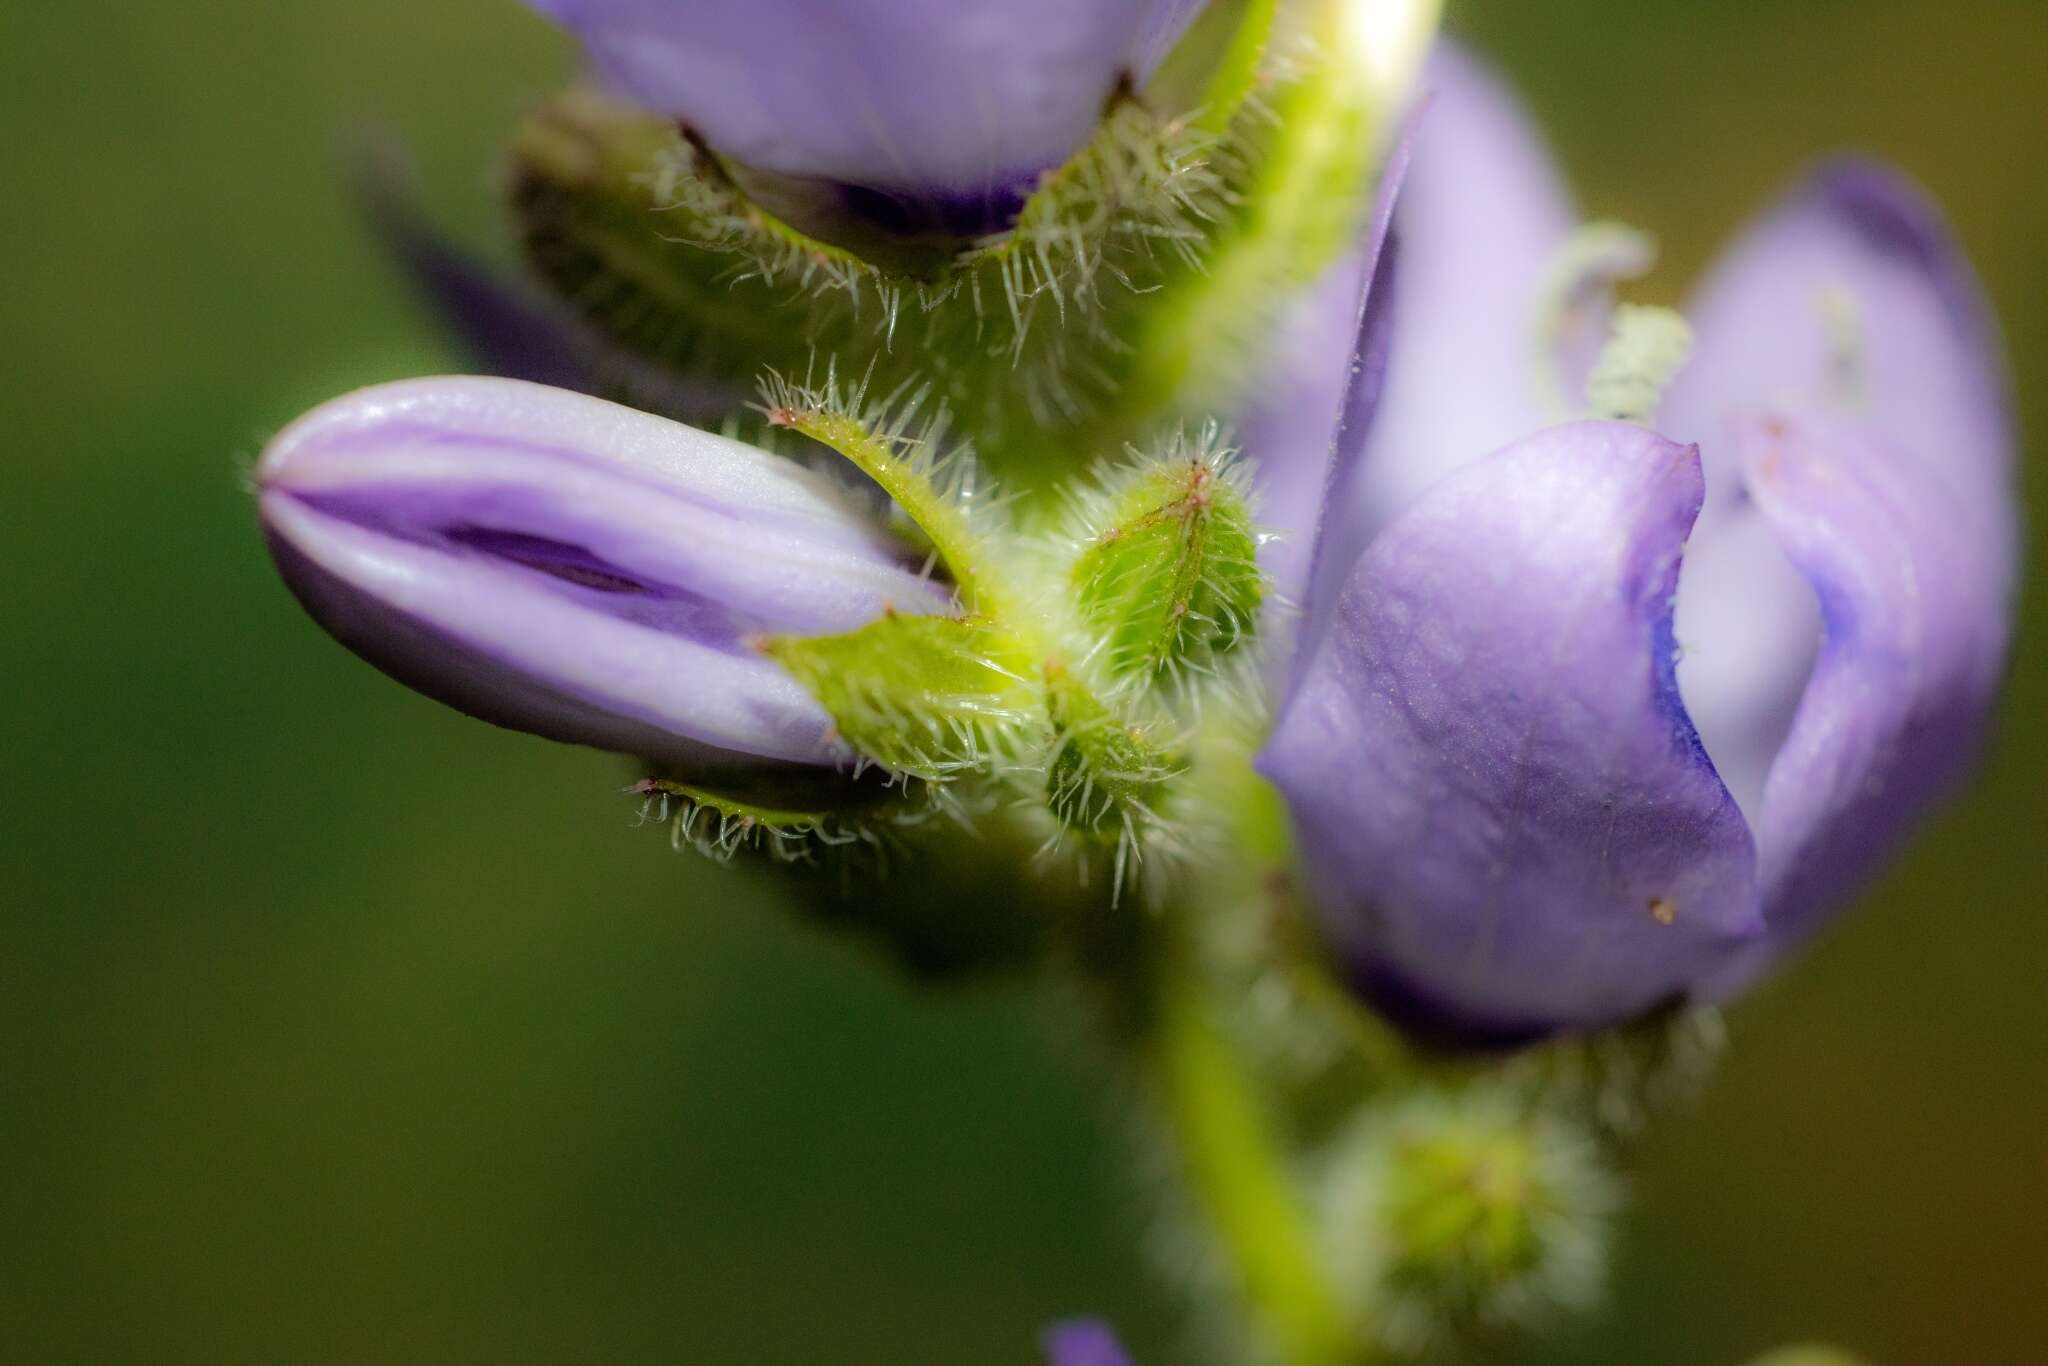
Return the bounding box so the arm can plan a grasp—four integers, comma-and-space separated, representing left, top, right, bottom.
257, 39, 2016, 1049
247, 12, 2020, 1359
1259, 48, 2017, 1044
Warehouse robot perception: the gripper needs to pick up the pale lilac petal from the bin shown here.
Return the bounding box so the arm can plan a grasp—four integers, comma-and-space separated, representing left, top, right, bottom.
1239, 103, 1418, 612
1668, 499, 1821, 824
1300, 43, 1579, 656
1662, 159, 2012, 516
1041, 1318, 1133, 1366
1238, 249, 1370, 610
259, 377, 951, 768
1666, 161, 2014, 822
525, 0, 1203, 227
1260, 423, 1761, 1043
356, 140, 737, 421
1704, 408, 2015, 990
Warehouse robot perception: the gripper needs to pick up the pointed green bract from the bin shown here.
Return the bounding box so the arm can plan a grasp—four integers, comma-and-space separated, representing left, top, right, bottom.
630, 777, 855, 863
1069, 444, 1263, 688
1044, 669, 1185, 843
762, 613, 1037, 782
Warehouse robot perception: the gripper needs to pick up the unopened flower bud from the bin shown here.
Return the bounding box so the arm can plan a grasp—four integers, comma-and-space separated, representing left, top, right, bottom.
257, 376, 951, 774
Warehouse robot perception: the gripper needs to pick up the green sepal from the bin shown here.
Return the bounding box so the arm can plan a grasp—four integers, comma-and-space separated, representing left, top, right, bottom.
1069, 445, 1263, 688
508, 93, 800, 392
1111, 0, 1438, 427
508, 90, 1229, 491
1044, 668, 1185, 844
761, 612, 1038, 782
629, 776, 865, 864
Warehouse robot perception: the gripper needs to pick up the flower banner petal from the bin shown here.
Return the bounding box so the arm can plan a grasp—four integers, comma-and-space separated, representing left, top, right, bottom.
1299, 43, 1580, 657
1261, 422, 1761, 1042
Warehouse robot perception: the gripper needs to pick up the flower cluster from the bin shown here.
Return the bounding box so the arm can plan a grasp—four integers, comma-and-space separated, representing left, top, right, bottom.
258, 2, 2015, 1360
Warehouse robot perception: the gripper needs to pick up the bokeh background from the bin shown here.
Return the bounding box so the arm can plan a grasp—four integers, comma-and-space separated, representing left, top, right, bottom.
4, 2, 2043, 1361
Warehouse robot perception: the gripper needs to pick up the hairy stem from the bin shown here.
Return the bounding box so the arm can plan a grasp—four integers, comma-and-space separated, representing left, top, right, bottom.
1153, 935, 1368, 1365
766, 404, 1009, 618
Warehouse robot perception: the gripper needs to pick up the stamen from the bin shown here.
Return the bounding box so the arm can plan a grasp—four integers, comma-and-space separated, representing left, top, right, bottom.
1530, 221, 1658, 420
1586, 304, 1694, 425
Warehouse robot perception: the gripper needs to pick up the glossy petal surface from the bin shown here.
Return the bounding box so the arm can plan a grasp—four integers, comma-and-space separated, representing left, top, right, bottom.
259, 377, 950, 769
1262, 423, 1761, 1042
526, 0, 1201, 218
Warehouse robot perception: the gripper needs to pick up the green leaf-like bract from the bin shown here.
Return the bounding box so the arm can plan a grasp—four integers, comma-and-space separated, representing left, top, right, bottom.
1070, 454, 1263, 687
509, 91, 1224, 491
1044, 670, 1184, 842
761, 613, 1036, 781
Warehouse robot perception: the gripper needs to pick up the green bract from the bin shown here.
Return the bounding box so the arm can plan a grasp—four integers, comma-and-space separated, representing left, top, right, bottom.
763, 613, 1037, 783
1068, 436, 1264, 688
506, 0, 1415, 494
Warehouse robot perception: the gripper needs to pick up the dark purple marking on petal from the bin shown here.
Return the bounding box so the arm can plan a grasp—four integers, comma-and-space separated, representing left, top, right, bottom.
442, 525, 655, 595
1651, 609, 1715, 771
262, 519, 829, 771
836, 172, 1040, 239
1350, 956, 1581, 1053
309, 418, 883, 550
1817, 158, 1985, 339
289, 484, 768, 654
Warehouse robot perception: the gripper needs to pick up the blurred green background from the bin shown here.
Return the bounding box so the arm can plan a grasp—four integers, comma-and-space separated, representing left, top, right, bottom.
3, 2, 2042, 1361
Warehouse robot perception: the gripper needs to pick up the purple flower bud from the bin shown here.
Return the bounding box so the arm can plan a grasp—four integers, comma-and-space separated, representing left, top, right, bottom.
1040, 1318, 1134, 1366
1259, 46, 2017, 1043
258, 376, 951, 772
522, 0, 1206, 234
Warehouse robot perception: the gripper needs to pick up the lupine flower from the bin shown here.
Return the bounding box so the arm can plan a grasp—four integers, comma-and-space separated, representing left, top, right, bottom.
258, 375, 951, 772
1259, 47, 2017, 1044
522, 0, 1206, 234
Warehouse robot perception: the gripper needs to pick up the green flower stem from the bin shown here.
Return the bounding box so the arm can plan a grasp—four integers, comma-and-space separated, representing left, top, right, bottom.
1153, 936, 1369, 1366
766, 404, 1012, 620
1152, 726, 1370, 1362
1124, 0, 1440, 411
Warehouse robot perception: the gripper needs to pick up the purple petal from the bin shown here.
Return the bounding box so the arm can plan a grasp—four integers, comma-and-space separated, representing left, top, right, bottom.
1664, 162, 2015, 822
1259, 423, 1761, 1043
1662, 159, 2012, 518
1041, 1318, 1134, 1366
354, 140, 591, 393
1297, 43, 1579, 665
259, 376, 952, 768
1239, 100, 1420, 616
356, 141, 736, 421
525, 0, 1203, 228
1703, 408, 2015, 991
